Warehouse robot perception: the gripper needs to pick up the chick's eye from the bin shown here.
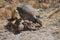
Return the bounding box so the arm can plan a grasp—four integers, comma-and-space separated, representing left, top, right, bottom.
36, 16, 40, 18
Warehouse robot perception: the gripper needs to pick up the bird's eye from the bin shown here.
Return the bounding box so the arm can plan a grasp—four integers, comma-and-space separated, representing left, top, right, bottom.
36, 15, 40, 18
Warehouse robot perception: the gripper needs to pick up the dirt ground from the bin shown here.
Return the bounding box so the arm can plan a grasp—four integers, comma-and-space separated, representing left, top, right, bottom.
0, 0, 60, 40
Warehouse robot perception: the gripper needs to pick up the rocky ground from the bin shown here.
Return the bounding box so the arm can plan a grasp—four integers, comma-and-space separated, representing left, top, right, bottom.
0, 0, 60, 40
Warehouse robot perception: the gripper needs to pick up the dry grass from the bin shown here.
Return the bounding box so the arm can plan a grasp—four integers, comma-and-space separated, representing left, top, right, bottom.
0, 0, 60, 28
